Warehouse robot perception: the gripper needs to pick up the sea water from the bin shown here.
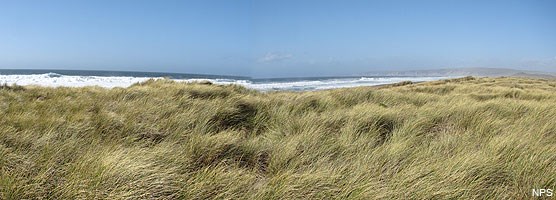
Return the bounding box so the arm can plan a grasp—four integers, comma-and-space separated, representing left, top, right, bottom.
0, 69, 451, 91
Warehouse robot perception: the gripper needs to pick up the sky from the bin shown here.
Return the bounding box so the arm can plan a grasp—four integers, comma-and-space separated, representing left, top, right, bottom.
0, 0, 555, 77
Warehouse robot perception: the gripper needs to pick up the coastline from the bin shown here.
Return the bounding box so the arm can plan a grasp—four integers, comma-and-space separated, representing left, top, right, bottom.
0, 72, 450, 91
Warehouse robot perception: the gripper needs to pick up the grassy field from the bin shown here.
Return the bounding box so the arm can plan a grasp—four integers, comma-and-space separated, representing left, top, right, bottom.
1, 77, 555, 199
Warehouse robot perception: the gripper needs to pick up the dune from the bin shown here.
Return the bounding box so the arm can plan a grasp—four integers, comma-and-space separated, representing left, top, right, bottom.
0, 77, 555, 199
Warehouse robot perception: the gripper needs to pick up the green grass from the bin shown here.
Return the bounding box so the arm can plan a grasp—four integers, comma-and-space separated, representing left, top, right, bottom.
1, 77, 555, 199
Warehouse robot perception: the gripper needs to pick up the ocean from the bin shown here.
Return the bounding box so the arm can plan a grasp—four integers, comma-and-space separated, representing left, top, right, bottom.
0, 69, 451, 91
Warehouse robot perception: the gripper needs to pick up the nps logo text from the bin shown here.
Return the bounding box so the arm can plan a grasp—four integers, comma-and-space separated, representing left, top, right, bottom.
532, 189, 553, 197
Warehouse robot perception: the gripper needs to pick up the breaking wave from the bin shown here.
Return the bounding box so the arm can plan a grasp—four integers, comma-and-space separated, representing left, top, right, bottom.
0, 73, 451, 91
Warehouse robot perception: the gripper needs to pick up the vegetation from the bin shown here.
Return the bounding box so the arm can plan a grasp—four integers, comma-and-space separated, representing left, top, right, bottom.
1, 77, 555, 199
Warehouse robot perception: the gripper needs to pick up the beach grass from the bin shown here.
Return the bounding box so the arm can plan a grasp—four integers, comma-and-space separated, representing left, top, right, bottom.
1, 77, 555, 199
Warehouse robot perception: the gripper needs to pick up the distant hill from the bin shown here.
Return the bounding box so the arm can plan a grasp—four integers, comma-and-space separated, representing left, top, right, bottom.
510, 72, 556, 79
363, 67, 556, 78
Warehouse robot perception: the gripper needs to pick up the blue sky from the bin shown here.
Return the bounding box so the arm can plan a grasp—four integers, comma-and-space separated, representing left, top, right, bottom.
0, 0, 555, 77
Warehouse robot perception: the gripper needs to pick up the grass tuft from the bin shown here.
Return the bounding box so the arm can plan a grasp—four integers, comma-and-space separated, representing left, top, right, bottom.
0, 83, 25, 92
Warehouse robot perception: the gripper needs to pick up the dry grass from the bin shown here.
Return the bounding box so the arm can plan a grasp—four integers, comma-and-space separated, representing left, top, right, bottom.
1, 77, 555, 199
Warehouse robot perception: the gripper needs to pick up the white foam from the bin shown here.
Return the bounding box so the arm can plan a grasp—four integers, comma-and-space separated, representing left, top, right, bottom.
0, 74, 158, 88
0, 73, 451, 91
233, 77, 449, 91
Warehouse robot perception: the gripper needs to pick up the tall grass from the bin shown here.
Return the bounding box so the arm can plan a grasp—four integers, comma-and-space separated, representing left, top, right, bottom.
1, 77, 555, 199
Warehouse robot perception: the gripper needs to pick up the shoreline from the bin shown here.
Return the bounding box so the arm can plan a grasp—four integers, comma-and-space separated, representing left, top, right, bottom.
0, 73, 451, 91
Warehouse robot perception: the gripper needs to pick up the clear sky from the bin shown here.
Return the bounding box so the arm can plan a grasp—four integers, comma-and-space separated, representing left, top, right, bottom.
1, 0, 555, 77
